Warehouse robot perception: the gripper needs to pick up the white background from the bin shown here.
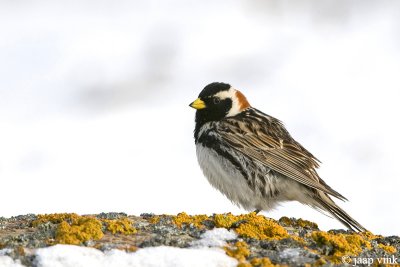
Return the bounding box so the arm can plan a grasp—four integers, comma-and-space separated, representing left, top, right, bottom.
0, 0, 399, 236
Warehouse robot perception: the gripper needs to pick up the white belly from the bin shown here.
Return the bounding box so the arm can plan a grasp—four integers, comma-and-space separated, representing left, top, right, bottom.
196, 144, 279, 211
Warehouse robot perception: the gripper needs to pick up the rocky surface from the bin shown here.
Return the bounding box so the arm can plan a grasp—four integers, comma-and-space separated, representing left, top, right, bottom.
0, 212, 398, 267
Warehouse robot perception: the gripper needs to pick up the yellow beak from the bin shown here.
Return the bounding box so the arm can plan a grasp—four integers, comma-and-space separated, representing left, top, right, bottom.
189, 98, 206, 110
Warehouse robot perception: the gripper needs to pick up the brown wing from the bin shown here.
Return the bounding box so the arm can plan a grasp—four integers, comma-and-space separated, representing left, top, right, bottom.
217, 111, 347, 201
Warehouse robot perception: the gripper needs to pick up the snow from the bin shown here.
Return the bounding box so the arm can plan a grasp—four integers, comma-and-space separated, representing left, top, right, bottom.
190, 228, 237, 247
35, 245, 237, 267
0, 0, 399, 236
0, 250, 25, 267
0, 249, 12, 256
280, 248, 301, 259
0, 229, 238, 267
0, 257, 25, 267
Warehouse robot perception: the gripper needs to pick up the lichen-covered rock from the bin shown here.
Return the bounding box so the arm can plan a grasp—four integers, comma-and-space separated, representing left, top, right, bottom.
0, 212, 398, 267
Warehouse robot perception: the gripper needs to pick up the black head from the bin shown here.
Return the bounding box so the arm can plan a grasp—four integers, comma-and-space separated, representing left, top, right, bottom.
198, 82, 231, 99
189, 82, 251, 140
192, 82, 232, 124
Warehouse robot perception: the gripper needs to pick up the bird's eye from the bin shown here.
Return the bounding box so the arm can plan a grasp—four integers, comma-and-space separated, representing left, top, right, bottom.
213, 98, 220, 104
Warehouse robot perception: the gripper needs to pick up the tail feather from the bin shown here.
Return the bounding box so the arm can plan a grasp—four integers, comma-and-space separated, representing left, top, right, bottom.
314, 193, 367, 232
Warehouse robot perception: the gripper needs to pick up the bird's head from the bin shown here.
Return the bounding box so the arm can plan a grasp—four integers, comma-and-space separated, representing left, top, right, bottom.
189, 82, 250, 125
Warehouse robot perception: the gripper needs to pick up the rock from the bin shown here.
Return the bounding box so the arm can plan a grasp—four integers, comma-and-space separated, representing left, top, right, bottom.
0, 212, 398, 267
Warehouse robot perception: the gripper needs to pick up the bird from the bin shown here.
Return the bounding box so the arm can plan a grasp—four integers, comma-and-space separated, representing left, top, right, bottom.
189, 82, 366, 232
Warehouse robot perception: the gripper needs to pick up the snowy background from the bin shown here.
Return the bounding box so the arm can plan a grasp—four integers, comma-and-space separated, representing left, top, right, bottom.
0, 0, 399, 236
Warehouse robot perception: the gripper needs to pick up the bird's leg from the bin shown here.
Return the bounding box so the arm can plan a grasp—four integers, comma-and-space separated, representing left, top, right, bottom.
253, 209, 261, 214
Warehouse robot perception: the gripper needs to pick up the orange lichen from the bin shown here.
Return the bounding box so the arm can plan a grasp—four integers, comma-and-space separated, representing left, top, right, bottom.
32, 213, 104, 245
225, 241, 286, 267
172, 212, 209, 229
224, 241, 251, 263
32, 213, 80, 226
15, 246, 25, 256
278, 216, 318, 229
360, 231, 382, 240
104, 218, 137, 235
290, 235, 306, 245
214, 213, 237, 228
215, 213, 288, 240
311, 231, 371, 263
148, 216, 160, 224
32, 213, 139, 244
378, 243, 397, 254
250, 257, 286, 267
124, 245, 139, 252
56, 217, 103, 245
112, 245, 138, 252
313, 258, 327, 266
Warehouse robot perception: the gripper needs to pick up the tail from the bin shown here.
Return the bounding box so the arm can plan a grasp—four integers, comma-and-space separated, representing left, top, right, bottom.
314, 192, 367, 232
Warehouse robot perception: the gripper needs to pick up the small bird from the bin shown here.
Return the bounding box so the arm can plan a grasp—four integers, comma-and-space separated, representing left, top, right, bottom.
189, 82, 366, 232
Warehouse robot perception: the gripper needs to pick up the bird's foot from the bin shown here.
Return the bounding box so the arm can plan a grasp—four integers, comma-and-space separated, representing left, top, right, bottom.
253, 209, 261, 214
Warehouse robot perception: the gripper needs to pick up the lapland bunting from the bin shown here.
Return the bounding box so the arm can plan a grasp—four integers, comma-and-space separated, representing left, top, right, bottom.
189, 82, 366, 232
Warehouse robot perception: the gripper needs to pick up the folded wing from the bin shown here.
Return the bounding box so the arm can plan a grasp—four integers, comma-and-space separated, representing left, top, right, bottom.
217, 111, 347, 201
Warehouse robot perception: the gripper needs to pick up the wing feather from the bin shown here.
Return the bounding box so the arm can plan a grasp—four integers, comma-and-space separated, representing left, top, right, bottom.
217, 111, 347, 201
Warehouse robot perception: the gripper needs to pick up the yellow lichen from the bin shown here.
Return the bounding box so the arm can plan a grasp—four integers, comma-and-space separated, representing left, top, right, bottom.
311, 231, 371, 263
32, 213, 139, 244
15, 246, 25, 256
148, 216, 160, 224
250, 258, 271, 267
290, 235, 306, 245
32, 213, 104, 245
215, 213, 288, 240
214, 213, 239, 228
105, 218, 137, 235
225, 241, 286, 267
360, 231, 382, 240
278, 216, 318, 229
113, 245, 138, 252
277, 216, 291, 226
125, 245, 139, 252
172, 212, 209, 229
378, 243, 397, 254
296, 218, 318, 229
32, 213, 81, 227
224, 241, 251, 262
250, 257, 286, 267
313, 258, 327, 266
56, 216, 103, 245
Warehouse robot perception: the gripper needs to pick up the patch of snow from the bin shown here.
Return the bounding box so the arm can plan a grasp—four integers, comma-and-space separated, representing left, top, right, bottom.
0, 254, 25, 267
35, 245, 103, 267
35, 244, 238, 267
0, 249, 12, 256
280, 248, 301, 259
191, 228, 237, 248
